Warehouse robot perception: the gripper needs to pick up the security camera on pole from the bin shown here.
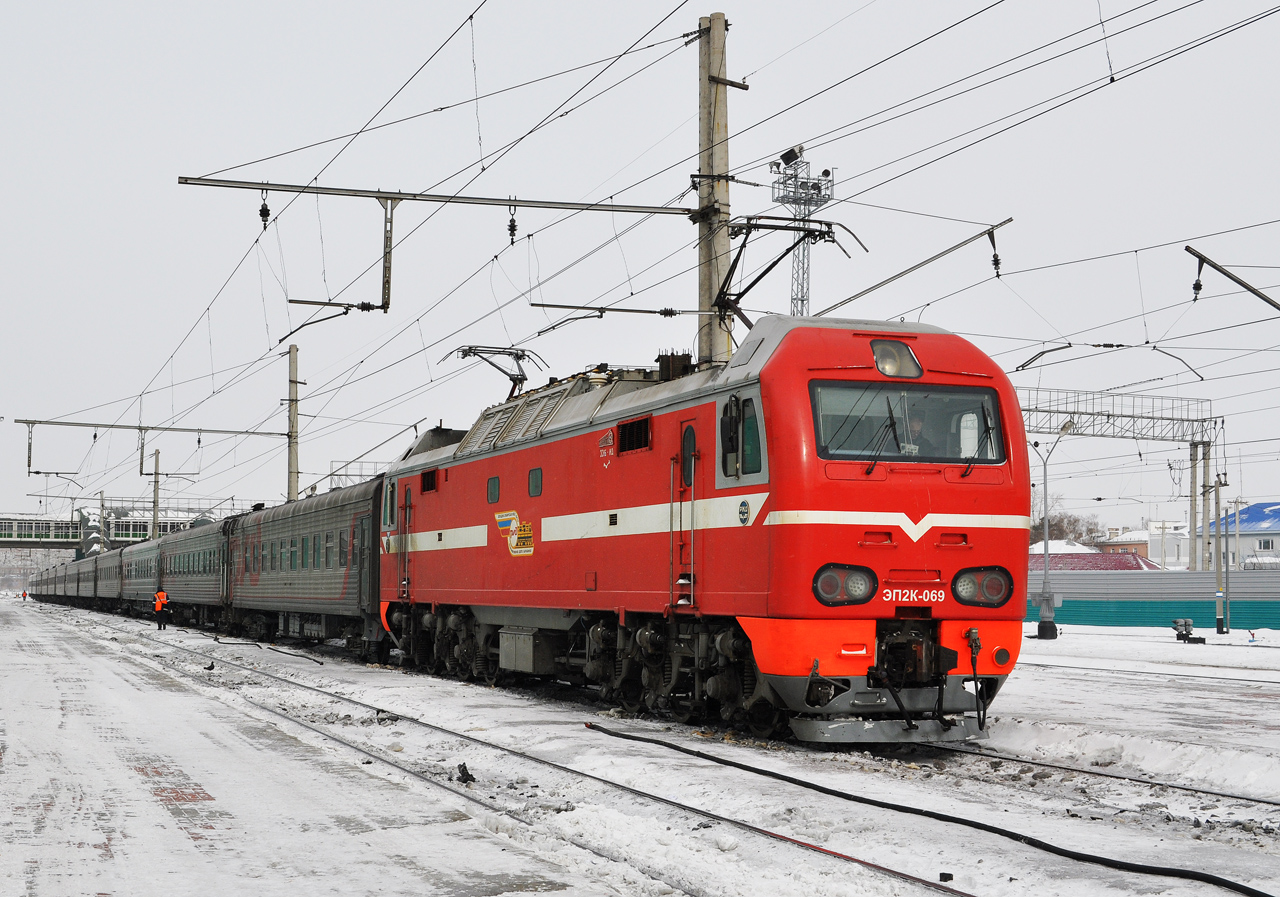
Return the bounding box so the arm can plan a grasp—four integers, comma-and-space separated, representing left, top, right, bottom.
1029, 419, 1074, 640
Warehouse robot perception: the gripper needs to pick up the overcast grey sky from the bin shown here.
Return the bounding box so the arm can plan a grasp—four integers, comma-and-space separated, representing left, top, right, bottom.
3, 1, 1278, 531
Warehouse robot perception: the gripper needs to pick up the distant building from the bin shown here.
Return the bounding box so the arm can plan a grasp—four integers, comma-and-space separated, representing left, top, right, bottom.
1029, 538, 1165, 570
1030, 539, 1096, 554
1029, 550, 1162, 571
1203, 501, 1280, 569
1147, 520, 1189, 569
1098, 529, 1149, 558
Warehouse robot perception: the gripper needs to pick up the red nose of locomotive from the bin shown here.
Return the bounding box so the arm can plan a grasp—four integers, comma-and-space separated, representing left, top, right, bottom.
740, 324, 1030, 742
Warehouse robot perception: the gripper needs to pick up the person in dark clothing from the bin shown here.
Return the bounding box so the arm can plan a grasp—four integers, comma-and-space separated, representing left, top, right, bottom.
907, 413, 938, 456
154, 590, 169, 630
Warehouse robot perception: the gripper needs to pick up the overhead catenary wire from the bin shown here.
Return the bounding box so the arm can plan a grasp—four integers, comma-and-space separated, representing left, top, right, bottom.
61, 8, 692, 507
49, 5, 1280, 511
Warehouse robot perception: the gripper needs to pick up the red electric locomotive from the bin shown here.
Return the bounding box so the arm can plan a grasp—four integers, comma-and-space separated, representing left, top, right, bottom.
378, 315, 1030, 742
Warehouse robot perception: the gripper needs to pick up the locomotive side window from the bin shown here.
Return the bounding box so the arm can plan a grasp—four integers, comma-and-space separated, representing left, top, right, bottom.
741, 399, 762, 475
528, 467, 542, 497
720, 397, 762, 478
487, 476, 500, 503
421, 469, 437, 493
681, 425, 696, 487
384, 480, 396, 527
810, 381, 1005, 465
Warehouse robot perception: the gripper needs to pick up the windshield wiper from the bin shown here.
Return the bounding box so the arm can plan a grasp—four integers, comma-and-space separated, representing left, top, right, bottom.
961, 405, 994, 478
865, 397, 902, 475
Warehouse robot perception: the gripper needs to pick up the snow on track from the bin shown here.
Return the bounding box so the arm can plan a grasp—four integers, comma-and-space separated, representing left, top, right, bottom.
8, 596, 1279, 896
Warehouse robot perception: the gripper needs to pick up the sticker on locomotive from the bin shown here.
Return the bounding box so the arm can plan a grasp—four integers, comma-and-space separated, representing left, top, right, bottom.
881, 587, 946, 603
494, 511, 535, 556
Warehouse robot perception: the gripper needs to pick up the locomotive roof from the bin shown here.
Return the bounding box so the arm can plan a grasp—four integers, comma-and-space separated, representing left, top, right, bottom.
394, 315, 956, 472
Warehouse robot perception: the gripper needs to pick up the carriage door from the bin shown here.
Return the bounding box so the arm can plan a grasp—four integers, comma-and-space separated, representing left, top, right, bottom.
354, 514, 374, 613
671, 420, 698, 607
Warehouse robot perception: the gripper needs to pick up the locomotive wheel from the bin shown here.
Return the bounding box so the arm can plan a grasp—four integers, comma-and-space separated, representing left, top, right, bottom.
669, 696, 700, 724
477, 634, 502, 686
745, 701, 788, 739
616, 677, 644, 713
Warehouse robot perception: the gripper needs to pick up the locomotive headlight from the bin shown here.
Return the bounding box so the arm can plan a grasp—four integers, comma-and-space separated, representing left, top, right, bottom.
954, 572, 979, 601
952, 566, 1014, 607
843, 569, 873, 601
871, 339, 923, 379
815, 569, 843, 602
812, 564, 877, 606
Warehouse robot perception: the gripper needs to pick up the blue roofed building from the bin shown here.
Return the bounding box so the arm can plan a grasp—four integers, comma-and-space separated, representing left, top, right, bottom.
1204, 501, 1280, 569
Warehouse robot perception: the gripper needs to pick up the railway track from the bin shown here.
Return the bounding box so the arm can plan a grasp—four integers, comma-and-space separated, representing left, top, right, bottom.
1018, 660, 1280, 686
930, 743, 1280, 809
41, 602, 1278, 897
51, 605, 974, 897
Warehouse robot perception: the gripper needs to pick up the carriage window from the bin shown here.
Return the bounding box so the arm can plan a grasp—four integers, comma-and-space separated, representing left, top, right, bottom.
301, 535, 308, 569
290, 537, 298, 571
325, 531, 334, 568
313, 534, 320, 569
528, 467, 542, 497
809, 381, 1005, 465
270, 542, 277, 571
487, 476, 500, 503
339, 530, 348, 567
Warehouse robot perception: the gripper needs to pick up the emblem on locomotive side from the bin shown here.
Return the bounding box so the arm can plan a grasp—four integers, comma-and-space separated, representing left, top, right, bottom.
738, 500, 750, 525
494, 511, 535, 556
597, 428, 616, 467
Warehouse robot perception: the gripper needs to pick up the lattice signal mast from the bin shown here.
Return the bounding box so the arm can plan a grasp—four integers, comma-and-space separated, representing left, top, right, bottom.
771, 145, 834, 316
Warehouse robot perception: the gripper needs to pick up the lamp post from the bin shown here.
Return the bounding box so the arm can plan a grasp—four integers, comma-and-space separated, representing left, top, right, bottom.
1029, 419, 1074, 640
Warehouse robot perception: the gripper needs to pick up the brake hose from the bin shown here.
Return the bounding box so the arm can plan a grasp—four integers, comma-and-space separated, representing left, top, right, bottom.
966, 628, 987, 731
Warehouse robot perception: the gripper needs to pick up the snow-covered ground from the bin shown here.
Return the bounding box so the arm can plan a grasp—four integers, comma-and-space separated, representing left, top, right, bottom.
3, 592, 1276, 896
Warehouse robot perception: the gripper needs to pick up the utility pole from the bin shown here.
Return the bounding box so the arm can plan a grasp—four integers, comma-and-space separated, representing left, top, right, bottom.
1201, 443, 1211, 573
1029, 419, 1074, 640
152, 450, 160, 540
287, 344, 300, 502
99, 491, 108, 551
770, 146, 834, 316
1214, 472, 1225, 633
1188, 442, 1198, 571
696, 12, 736, 366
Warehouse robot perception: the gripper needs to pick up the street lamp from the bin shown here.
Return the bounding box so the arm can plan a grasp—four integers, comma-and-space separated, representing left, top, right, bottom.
1029, 419, 1074, 639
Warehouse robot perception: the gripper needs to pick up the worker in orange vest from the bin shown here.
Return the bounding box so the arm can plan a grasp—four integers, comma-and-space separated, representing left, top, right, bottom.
154, 590, 169, 630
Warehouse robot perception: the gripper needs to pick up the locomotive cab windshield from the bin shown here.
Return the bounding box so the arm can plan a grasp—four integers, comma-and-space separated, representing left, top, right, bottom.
810, 381, 1005, 466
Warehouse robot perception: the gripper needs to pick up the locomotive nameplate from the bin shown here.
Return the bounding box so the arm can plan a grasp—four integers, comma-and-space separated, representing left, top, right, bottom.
881, 588, 947, 603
